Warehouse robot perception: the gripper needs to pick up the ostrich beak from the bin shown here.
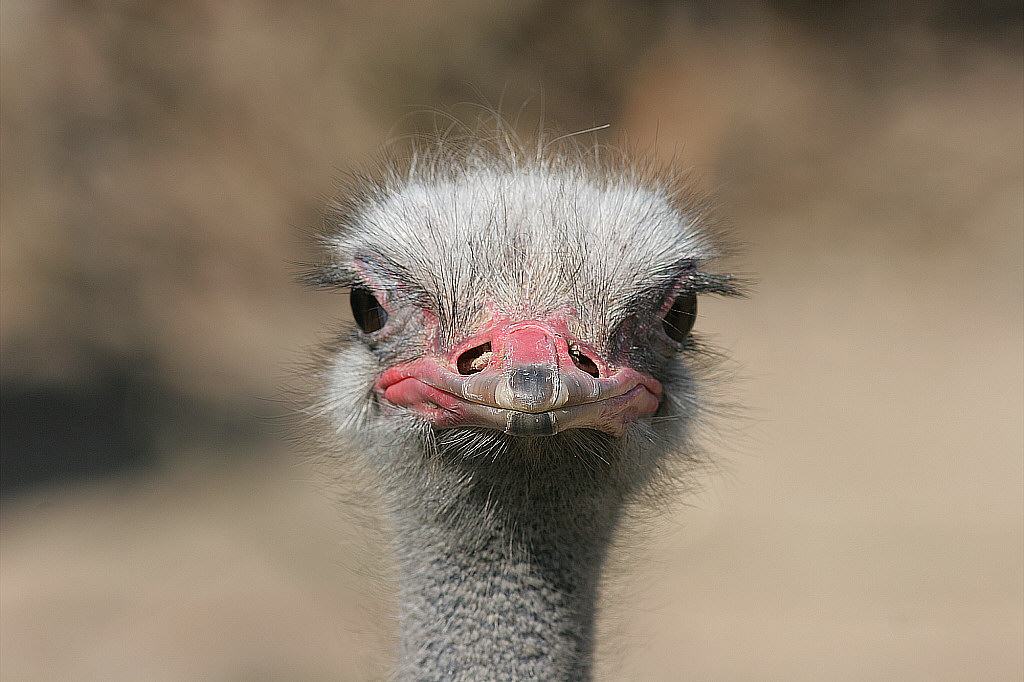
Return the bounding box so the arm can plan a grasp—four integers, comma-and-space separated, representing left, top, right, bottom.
375, 318, 662, 437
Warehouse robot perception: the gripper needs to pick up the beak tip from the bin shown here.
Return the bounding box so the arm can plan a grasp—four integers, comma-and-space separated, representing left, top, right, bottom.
505, 364, 562, 412
505, 411, 558, 436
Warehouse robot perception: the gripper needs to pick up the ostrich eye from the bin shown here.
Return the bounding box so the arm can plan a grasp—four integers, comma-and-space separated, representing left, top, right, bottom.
662, 294, 697, 342
351, 287, 387, 333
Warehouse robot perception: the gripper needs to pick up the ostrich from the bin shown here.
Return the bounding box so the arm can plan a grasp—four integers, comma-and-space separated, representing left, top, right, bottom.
309, 131, 739, 681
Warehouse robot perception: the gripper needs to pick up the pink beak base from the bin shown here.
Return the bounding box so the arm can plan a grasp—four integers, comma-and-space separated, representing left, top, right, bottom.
375, 318, 662, 437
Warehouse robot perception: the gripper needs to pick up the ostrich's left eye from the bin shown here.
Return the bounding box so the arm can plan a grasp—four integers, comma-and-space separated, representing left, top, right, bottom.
662, 294, 697, 342
351, 287, 388, 333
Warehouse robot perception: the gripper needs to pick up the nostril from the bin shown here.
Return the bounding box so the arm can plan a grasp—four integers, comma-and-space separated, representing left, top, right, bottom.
456, 342, 493, 375
569, 344, 600, 378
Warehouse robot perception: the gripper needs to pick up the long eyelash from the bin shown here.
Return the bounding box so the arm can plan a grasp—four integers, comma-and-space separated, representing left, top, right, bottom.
689, 272, 747, 297
302, 263, 358, 289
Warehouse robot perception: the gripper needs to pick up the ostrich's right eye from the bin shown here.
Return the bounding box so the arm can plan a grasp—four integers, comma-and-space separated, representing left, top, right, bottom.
351, 287, 387, 333
662, 293, 697, 342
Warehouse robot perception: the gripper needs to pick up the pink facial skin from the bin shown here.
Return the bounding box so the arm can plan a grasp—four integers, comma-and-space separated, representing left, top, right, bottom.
375, 315, 662, 437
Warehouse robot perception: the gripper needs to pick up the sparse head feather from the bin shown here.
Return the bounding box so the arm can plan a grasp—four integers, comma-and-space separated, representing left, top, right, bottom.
319, 135, 735, 344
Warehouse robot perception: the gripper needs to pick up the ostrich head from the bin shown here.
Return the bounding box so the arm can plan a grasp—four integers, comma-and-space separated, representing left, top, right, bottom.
310, 132, 739, 680
315, 138, 736, 482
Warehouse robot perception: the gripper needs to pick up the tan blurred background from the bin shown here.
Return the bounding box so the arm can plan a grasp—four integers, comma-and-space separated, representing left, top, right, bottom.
2, 1, 1021, 680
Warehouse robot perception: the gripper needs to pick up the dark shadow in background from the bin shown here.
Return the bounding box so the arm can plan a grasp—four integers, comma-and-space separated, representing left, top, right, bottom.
1, 361, 265, 492
1, 369, 155, 490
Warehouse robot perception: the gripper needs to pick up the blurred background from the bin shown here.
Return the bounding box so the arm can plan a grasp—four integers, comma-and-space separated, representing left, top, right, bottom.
2, 1, 1021, 679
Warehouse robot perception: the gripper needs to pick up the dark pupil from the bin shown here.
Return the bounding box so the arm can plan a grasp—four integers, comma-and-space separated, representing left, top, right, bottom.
663, 294, 697, 342
351, 288, 387, 333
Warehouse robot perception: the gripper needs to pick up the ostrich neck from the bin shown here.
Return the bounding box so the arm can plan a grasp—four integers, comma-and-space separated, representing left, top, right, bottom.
387, 457, 625, 681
